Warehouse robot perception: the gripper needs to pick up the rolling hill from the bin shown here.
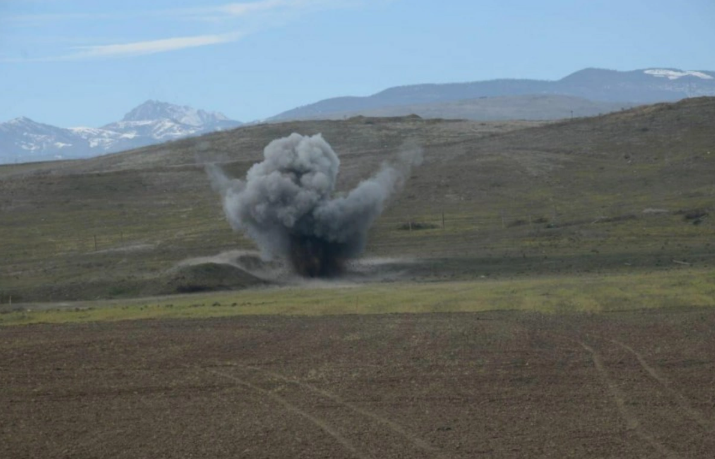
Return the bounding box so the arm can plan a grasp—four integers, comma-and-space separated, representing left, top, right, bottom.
0, 97, 713, 302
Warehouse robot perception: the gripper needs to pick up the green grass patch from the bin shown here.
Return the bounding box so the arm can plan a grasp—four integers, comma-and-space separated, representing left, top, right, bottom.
2, 268, 714, 326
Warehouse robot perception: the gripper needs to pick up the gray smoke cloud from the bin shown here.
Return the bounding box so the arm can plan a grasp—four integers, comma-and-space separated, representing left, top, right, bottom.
207, 133, 421, 277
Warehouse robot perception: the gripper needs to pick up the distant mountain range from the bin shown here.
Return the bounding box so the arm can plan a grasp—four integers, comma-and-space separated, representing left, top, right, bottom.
0, 101, 242, 164
273, 94, 639, 122
269, 68, 715, 121
3, 68, 715, 165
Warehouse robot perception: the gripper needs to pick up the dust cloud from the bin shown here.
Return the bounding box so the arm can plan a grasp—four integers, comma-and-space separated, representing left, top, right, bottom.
207, 133, 421, 277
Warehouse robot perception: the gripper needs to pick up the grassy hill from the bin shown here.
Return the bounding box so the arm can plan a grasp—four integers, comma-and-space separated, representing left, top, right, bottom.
1, 98, 713, 302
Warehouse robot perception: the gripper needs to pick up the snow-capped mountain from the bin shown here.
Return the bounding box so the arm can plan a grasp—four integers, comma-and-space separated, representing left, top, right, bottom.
121, 100, 236, 128
0, 101, 242, 164
0, 117, 94, 161
643, 69, 713, 80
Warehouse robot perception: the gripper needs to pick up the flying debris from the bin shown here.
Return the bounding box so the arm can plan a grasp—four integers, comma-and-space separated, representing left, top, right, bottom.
207, 133, 421, 277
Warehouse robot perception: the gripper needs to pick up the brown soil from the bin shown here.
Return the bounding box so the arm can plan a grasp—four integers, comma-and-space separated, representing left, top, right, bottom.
2, 309, 714, 458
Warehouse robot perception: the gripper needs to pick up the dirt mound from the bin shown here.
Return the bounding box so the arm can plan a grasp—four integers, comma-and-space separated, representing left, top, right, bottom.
1, 262, 268, 304
162, 262, 267, 294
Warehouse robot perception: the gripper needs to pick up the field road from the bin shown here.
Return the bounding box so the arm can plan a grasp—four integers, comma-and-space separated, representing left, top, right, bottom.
2, 309, 714, 458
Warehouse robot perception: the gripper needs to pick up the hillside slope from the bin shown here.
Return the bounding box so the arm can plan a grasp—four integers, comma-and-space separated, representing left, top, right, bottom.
1, 98, 713, 302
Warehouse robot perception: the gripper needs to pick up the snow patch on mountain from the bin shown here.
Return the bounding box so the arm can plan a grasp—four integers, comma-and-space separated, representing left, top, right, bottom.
645, 69, 714, 80
1, 101, 242, 164
69, 126, 125, 149
122, 100, 231, 127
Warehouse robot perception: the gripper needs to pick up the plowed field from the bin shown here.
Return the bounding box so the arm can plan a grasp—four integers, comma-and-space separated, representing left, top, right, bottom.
2, 309, 714, 458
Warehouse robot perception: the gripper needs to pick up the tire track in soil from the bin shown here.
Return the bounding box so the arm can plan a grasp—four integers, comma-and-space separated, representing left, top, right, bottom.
609, 339, 714, 432
578, 341, 681, 459
206, 368, 371, 459
241, 364, 448, 458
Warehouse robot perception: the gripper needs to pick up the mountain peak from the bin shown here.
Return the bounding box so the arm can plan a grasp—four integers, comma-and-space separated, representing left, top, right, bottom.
558, 68, 621, 83
122, 100, 183, 122
6, 116, 37, 125
122, 100, 232, 126
2, 116, 61, 132
2, 101, 242, 164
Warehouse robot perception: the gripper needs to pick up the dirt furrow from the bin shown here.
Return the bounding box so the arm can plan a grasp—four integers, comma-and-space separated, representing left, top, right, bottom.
240, 364, 449, 458
207, 368, 371, 459
578, 341, 681, 459
609, 338, 714, 432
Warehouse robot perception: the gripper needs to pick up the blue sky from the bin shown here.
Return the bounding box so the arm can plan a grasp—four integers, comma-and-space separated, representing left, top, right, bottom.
2, 0, 714, 127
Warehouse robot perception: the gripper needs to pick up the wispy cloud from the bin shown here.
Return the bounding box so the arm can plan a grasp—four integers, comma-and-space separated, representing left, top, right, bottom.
216, 0, 352, 16
3, 1, 355, 24
68, 32, 244, 59
169, 0, 358, 23
217, 0, 295, 16
3, 32, 244, 62
3, 1, 370, 61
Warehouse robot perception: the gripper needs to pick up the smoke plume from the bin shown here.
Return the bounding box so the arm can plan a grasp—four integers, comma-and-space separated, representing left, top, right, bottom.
207, 133, 421, 277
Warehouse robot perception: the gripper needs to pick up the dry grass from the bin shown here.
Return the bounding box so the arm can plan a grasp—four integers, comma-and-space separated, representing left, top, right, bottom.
2, 267, 713, 326
1, 99, 714, 302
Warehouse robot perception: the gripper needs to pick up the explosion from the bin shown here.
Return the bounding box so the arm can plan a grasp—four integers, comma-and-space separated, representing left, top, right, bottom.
207, 133, 421, 277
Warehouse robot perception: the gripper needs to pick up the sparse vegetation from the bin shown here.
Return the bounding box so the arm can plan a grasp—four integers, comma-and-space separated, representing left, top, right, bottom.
396, 221, 440, 231
2, 99, 715, 459
2, 267, 713, 326
0, 98, 714, 303
680, 209, 708, 221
